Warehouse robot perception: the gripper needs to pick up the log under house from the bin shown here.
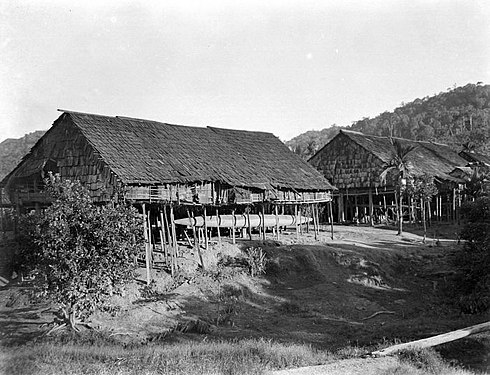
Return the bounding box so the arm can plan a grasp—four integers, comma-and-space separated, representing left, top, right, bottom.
308, 129, 472, 225
0, 110, 336, 283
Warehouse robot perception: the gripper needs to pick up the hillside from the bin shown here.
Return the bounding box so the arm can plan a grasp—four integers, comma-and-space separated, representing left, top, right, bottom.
287, 83, 490, 160
0, 131, 45, 181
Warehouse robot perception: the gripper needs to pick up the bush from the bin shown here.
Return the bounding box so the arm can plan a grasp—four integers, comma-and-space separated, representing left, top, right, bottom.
16, 175, 144, 327
245, 247, 268, 277
397, 348, 445, 374
452, 197, 490, 313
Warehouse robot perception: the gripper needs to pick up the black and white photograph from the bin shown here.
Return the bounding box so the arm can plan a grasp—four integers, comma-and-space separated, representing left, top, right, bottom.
0, 1, 489, 374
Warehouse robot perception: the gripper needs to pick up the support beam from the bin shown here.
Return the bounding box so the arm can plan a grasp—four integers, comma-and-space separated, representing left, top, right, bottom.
203, 206, 209, 252
231, 209, 236, 244
142, 204, 151, 285
169, 205, 177, 276
163, 205, 174, 276
216, 208, 221, 246
261, 204, 266, 241
329, 200, 334, 240
158, 210, 168, 266
368, 188, 374, 226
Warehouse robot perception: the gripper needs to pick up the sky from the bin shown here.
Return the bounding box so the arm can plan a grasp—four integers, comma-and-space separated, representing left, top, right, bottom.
1, 0, 489, 143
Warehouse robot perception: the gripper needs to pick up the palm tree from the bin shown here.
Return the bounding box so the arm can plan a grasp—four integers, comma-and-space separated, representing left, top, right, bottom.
380, 139, 415, 235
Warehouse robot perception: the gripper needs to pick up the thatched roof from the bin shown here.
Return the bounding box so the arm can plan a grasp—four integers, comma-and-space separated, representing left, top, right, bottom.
459, 150, 490, 166
311, 130, 467, 186
3, 111, 334, 192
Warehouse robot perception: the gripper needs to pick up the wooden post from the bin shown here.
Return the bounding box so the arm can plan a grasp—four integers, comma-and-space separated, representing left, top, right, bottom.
231, 209, 236, 244
203, 206, 209, 251
295, 204, 299, 240
275, 204, 280, 241
354, 194, 359, 224
147, 208, 153, 267
312, 204, 318, 241
368, 188, 374, 226
189, 208, 204, 269
339, 193, 345, 223
163, 205, 174, 276
452, 188, 456, 223
329, 200, 334, 240
142, 204, 151, 285
216, 208, 221, 247
305, 205, 310, 233
169, 205, 177, 276
187, 208, 197, 247
247, 207, 252, 241
158, 210, 168, 266
261, 204, 266, 241
427, 200, 432, 227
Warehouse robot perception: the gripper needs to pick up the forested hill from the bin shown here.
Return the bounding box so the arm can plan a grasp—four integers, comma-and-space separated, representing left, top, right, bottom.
0, 131, 45, 181
286, 83, 490, 160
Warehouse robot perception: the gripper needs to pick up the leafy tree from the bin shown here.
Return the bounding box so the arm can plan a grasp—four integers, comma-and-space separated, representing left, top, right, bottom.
452, 197, 490, 313
406, 174, 438, 242
16, 174, 143, 331
380, 139, 415, 235
464, 168, 490, 199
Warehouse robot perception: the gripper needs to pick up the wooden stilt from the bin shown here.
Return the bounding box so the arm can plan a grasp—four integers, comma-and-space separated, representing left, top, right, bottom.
306, 205, 310, 233
142, 204, 151, 285
427, 200, 432, 227
299, 206, 303, 235
368, 188, 374, 226
216, 208, 221, 246
163, 206, 173, 276
295, 204, 299, 240
354, 194, 359, 224
158, 211, 168, 266
147, 208, 153, 267
452, 188, 456, 223
231, 209, 236, 244
261, 204, 266, 241
203, 206, 209, 251
312, 204, 318, 241
329, 200, 334, 240
169, 205, 177, 276
436, 195, 440, 222
338, 193, 344, 223
275, 204, 279, 241
247, 207, 252, 241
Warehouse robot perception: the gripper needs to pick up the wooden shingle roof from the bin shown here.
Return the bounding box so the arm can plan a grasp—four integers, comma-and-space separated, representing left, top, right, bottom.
320, 130, 468, 182
65, 111, 333, 191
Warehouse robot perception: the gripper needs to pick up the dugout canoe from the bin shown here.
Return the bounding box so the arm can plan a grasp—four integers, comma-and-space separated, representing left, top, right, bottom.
174, 214, 312, 228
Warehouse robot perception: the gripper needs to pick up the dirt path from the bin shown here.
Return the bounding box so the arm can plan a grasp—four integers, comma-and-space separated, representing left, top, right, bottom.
268, 357, 399, 375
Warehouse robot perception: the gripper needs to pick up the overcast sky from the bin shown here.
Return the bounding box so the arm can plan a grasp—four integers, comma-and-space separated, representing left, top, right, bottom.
1, 0, 489, 143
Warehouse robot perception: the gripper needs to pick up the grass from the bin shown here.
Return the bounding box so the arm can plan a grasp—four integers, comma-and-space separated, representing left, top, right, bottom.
0, 332, 336, 375
1, 335, 478, 375
386, 347, 476, 375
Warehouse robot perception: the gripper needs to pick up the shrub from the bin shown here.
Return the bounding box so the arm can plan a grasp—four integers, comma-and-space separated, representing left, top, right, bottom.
452, 197, 490, 313
16, 175, 144, 329
397, 348, 445, 374
245, 247, 268, 277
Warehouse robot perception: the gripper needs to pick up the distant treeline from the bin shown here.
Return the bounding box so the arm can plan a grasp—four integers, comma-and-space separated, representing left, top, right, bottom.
286, 83, 490, 160
0, 131, 46, 181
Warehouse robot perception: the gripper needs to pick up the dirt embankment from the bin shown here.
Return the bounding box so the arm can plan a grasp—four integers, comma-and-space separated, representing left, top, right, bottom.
0, 225, 488, 372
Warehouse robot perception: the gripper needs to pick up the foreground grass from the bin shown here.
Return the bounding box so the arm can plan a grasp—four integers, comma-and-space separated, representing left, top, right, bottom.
0, 333, 336, 375
0, 334, 479, 375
